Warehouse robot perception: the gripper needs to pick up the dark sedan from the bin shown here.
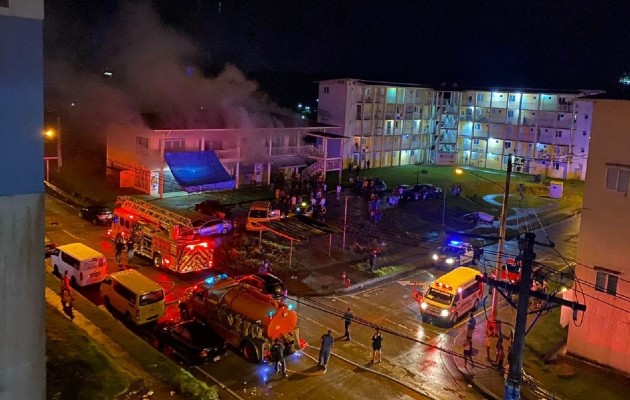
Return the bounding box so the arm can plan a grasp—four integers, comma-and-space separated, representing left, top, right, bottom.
153, 320, 227, 365
235, 273, 288, 300
194, 199, 233, 219
411, 184, 443, 200
79, 205, 114, 225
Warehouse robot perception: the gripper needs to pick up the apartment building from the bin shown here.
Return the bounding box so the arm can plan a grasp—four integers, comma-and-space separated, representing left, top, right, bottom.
317, 78, 599, 180
567, 97, 630, 374
106, 116, 344, 196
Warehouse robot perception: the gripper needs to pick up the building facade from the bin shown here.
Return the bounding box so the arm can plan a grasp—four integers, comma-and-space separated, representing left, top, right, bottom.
0, 1, 46, 399
107, 123, 344, 196
317, 78, 599, 180
567, 98, 630, 374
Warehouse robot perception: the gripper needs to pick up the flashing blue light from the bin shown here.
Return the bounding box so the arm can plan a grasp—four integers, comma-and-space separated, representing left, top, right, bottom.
205, 277, 216, 285
449, 240, 461, 245
218, 273, 228, 279
288, 303, 294, 310
268, 310, 275, 317
297, 103, 303, 109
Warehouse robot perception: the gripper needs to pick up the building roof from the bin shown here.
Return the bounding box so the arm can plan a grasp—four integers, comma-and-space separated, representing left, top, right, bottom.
577, 89, 630, 101
304, 131, 348, 139
260, 215, 342, 241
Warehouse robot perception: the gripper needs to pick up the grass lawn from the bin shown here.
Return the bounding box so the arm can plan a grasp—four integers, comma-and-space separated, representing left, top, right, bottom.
525, 308, 567, 357
47, 304, 129, 400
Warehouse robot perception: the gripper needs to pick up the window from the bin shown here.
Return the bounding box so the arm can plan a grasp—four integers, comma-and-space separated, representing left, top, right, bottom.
507, 110, 515, 118
476, 93, 484, 102
595, 269, 619, 296
323, 86, 330, 94
61, 252, 79, 268
606, 166, 630, 192
557, 114, 565, 121
508, 95, 516, 102
164, 138, 184, 152
505, 142, 512, 149
135, 136, 149, 149
473, 139, 480, 145
555, 131, 563, 138
474, 123, 480, 130
554, 163, 560, 170
584, 114, 589, 120
204, 139, 223, 150
581, 148, 585, 153
582, 130, 587, 136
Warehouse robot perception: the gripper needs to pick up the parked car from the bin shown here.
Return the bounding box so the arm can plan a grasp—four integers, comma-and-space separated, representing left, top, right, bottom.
194, 199, 232, 219
192, 218, 233, 236
79, 205, 114, 225
234, 273, 288, 300
153, 319, 227, 365
373, 178, 387, 192
412, 184, 443, 200
45, 234, 57, 257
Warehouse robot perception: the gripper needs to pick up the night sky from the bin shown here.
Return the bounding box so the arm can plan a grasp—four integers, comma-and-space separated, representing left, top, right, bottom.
45, 0, 630, 108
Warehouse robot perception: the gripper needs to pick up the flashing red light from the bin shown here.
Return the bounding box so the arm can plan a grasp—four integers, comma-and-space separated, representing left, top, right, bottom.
164, 258, 170, 265
128, 214, 134, 219
187, 242, 209, 250
107, 229, 112, 236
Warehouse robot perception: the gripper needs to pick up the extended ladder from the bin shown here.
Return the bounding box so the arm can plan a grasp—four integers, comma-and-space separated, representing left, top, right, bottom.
117, 196, 194, 231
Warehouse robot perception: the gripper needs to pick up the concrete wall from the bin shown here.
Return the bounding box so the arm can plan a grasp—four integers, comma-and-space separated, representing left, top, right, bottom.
568, 99, 630, 374
0, 1, 46, 399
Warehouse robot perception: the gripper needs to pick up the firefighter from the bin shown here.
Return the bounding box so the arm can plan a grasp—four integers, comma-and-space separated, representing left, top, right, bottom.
271, 339, 288, 377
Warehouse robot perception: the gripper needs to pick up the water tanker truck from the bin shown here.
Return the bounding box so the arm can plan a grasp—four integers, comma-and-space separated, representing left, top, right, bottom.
179, 274, 306, 362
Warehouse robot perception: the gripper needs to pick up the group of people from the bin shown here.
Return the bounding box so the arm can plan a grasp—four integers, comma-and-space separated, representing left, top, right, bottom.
450, 184, 463, 197
114, 234, 135, 270
462, 311, 513, 373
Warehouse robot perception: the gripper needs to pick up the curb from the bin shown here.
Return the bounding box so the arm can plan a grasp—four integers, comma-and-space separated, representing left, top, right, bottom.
333, 265, 425, 295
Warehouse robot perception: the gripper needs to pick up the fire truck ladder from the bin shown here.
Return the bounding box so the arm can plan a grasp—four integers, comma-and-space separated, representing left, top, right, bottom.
117, 196, 194, 231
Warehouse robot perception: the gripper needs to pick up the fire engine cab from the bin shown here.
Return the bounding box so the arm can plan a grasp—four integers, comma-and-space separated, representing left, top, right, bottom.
109, 196, 213, 273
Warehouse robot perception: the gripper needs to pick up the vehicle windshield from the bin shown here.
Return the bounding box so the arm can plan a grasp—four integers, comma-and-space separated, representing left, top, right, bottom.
506, 264, 520, 274
139, 289, 164, 306
425, 288, 454, 305
441, 246, 461, 256
249, 210, 268, 218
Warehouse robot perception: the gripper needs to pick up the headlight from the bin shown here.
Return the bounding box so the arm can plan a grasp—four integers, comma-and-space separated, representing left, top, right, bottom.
440, 309, 450, 317
446, 258, 454, 264
420, 302, 428, 310
432, 254, 438, 261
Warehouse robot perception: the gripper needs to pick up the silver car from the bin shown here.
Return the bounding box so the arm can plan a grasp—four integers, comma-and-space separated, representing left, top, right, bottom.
192, 218, 233, 236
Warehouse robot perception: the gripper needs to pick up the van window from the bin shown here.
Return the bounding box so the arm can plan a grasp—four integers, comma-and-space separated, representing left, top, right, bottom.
249, 209, 268, 218
113, 282, 136, 303
139, 290, 164, 306
61, 252, 79, 269
425, 288, 453, 305
461, 282, 480, 299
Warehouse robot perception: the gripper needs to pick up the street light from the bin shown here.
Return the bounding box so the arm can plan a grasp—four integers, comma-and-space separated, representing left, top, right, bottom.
456, 155, 514, 329
43, 119, 63, 181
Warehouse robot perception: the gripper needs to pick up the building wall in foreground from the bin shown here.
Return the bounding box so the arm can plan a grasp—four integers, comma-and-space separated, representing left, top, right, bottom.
0, 1, 46, 399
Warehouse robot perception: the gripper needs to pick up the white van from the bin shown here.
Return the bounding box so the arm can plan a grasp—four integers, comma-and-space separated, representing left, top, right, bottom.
246, 201, 282, 231
51, 243, 108, 287
100, 269, 166, 325
418, 267, 483, 325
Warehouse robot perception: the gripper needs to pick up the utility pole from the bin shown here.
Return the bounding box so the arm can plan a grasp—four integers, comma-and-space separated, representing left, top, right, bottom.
478, 232, 587, 400
489, 154, 513, 331
504, 232, 536, 400
56, 116, 63, 171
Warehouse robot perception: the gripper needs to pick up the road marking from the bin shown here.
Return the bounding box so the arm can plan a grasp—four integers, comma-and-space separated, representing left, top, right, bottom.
62, 229, 82, 241
396, 280, 415, 286
299, 314, 340, 335
384, 318, 415, 334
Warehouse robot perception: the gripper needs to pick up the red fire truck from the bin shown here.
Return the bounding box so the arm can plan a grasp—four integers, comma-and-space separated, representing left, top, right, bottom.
108, 196, 213, 273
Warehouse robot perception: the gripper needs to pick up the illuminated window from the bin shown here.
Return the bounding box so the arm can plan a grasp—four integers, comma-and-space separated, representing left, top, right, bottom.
508, 95, 516, 101
476, 93, 484, 102
595, 269, 619, 296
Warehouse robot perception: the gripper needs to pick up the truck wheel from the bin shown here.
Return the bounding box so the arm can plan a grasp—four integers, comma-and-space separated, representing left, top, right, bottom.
70, 276, 78, 288
153, 253, 162, 269
451, 312, 459, 325
179, 305, 190, 320
53, 265, 59, 276
240, 341, 259, 363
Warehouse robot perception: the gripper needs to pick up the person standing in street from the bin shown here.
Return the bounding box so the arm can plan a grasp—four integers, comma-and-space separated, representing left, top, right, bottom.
115, 236, 125, 267
336, 184, 342, 200
495, 336, 505, 369
466, 311, 476, 341
342, 307, 354, 340
61, 270, 71, 294
463, 339, 475, 369
271, 339, 288, 377
371, 327, 383, 363
319, 330, 334, 370
126, 235, 135, 264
